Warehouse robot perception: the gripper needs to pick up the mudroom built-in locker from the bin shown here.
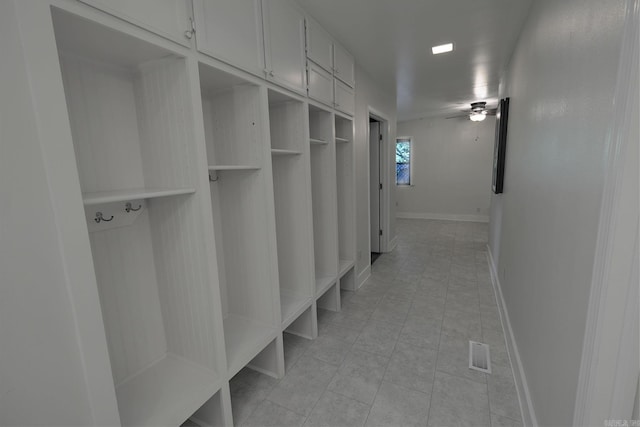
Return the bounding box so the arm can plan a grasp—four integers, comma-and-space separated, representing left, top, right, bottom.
10, 0, 358, 425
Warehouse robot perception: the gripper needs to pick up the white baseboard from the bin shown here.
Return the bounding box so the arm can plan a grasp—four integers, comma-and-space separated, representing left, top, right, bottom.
356, 265, 371, 290
396, 211, 489, 223
388, 235, 398, 251
487, 246, 538, 427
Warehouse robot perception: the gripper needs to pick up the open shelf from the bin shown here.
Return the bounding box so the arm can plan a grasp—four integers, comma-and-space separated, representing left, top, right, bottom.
280, 293, 313, 328
201, 62, 280, 378
268, 89, 315, 331
335, 137, 350, 143
223, 314, 278, 377
335, 115, 356, 278
53, 10, 225, 426
116, 355, 220, 427
83, 187, 195, 205
309, 105, 338, 289
271, 149, 302, 156
208, 165, 261, 171
316, 276, 336, 297
339, 259, 355, 277
310, 138, 328, 145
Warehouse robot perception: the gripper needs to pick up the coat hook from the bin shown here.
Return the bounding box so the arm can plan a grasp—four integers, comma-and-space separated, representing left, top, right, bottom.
94, 212, 114, 223
209, 172, 219, 182
125, 202, 142, 212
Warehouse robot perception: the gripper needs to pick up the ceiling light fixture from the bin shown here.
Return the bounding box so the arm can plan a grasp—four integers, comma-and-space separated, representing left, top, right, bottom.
432, 43, 454, 55
470, 111, 487, 122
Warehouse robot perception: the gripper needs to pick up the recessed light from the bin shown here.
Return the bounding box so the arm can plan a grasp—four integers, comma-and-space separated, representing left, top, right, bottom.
432, 43, 454, 55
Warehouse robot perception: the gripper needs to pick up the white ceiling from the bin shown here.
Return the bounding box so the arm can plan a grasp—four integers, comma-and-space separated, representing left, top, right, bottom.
296, 0, 532, 121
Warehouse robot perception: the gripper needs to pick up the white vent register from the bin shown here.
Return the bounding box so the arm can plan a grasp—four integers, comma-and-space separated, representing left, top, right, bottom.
469, 341, 492, 374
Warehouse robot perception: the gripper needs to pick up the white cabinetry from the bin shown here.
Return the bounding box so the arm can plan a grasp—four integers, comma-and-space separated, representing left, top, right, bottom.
333, 42, 355, 87
262, 0, 307, 95
334, 79, 355, 116
50, 8, 229, 426
79, 0, 192, 47
305, 17, 333, 72
307, 62, 334, 107
193, 0, 265, 77
305, 17, 355, 115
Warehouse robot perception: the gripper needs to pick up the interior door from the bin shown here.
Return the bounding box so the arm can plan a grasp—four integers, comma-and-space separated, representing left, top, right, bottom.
370, 121, 381, 253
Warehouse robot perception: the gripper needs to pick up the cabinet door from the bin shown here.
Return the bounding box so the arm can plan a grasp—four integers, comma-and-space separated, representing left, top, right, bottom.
333, 42, 355, 88
334, 79, 355, 116
79, 0, 192, 47
193, 0, 265, 77
307, 62, 333, 107
305, 18, 333, 73
262, 0, 307, 95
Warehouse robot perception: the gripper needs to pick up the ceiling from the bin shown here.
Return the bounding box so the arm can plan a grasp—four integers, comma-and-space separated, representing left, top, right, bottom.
296, 0, 532, 121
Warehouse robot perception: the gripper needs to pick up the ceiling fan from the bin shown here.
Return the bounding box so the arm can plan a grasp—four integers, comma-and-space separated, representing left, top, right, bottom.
446, 102, 497, 121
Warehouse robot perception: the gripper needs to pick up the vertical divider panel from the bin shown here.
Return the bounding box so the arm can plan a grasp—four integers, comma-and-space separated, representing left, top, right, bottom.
335, 115, 356, 278
268, 91, 316, 334
308, 106, 339, 297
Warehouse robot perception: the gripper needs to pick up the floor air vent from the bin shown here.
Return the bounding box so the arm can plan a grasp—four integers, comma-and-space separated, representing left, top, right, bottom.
469, 341, 492, 374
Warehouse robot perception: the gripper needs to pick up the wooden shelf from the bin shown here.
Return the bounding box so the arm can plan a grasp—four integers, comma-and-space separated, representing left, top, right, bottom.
223, 314, 278, 377
83, 188, 195, 206
115, 354, 220, 427
338, 259, 355, 278
280, 293, 312, 329
315, 276, 336, 297
271, 149, 302, 156
335, 137, 350, 143
208, 165, 261, 171
310, 138, 328, 145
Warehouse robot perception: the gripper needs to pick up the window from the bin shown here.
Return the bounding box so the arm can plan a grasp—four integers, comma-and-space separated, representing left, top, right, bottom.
396, 137, 412, 185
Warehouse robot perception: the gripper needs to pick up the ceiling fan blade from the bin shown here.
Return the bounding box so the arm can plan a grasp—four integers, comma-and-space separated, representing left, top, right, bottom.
486, 108, 498, 115
445, 114, 468, 119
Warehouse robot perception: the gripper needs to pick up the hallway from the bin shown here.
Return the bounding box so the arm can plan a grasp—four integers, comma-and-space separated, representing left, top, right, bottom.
229, 219, 523, 426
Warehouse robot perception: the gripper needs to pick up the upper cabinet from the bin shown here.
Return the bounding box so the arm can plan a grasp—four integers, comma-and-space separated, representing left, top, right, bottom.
262, 0, 307, 95
305, 18, 333, 73
193, 0, 265, 77
334, 80, 355, 116
333, 43, 355, 88
305, 17, 355, 115
78, 0, 193, 47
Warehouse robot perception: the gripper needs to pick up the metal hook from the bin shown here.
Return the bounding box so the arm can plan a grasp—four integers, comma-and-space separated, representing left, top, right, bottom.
125, 202, 142, 213
209, 172, 219, 182
94, 212, 114, 223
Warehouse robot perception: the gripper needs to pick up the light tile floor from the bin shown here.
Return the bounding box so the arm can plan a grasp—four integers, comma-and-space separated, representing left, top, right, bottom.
230, 219, 523, 427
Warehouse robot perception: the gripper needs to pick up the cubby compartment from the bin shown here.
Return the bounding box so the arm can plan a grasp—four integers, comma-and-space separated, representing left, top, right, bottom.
308, 105, 338, 298
183, 387, 231, 427
200, 62, 281, 378
335, 115, 356, 280
200, 64, 264, 170
268, 90, 315, 330
53, 9, 225, 427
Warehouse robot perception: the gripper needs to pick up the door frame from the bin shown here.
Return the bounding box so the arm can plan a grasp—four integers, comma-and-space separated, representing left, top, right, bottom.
369, 119, 381, 253
367, 106, 391, 253
573, 0, 639, 422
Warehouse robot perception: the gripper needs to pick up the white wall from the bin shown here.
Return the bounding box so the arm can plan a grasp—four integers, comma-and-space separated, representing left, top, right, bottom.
396, 117, 495, 222
487, 0, 627, 425
354, 65, 397, 285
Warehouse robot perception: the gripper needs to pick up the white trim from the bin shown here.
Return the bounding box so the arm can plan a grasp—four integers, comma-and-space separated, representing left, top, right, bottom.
574, 0, 640, 423
356, 265, 371, 290
396, 211, 489, 223
487, 247, 538, 427
388, 235, 398, 251
368, 106, 393, 253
